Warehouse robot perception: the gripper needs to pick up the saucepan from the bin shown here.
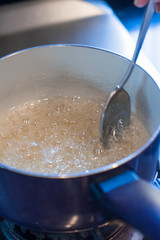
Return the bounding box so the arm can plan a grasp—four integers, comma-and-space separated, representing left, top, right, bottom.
0, 45, 159, 240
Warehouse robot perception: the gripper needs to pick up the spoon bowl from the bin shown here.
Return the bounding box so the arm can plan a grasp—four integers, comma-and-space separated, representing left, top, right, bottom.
101, 88, 130, 146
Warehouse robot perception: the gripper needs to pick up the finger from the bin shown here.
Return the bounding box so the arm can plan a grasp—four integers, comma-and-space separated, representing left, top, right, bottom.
134, 0, 149, 7
134, 0, 160, 11
155, 2, 160, 12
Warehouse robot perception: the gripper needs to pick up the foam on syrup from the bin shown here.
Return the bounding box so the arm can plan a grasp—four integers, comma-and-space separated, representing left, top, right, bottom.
0, 96, 150, 174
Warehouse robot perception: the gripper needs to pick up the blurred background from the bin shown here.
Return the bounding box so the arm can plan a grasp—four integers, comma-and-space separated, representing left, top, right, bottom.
106, 0, 160, 73
0, 0, 160, 73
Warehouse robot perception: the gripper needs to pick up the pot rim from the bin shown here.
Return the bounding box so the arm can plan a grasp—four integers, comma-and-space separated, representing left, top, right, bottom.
0, 44, 159, 179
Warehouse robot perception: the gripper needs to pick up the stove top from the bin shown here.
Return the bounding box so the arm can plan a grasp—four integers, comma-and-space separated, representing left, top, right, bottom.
0, 219, 145, 240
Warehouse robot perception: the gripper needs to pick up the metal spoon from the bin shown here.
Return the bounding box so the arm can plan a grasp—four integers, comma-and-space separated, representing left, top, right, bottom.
101, 0, 155, 147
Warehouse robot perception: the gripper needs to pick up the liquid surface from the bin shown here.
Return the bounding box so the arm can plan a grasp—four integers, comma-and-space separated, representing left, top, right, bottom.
0, 96, 150, 174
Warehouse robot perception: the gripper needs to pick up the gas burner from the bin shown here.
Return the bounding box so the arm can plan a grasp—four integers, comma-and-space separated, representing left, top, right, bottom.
0, 219, 145, 240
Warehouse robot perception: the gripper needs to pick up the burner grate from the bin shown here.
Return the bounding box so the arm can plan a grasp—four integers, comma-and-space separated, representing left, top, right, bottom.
0, 219, 145, 240
0, 220, 123, 240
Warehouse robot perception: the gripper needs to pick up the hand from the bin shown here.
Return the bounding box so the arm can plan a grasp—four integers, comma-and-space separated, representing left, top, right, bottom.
134, 0, 160, 12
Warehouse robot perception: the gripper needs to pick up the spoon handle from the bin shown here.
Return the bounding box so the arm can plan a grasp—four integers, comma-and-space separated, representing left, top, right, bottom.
117, 0, 155, 90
